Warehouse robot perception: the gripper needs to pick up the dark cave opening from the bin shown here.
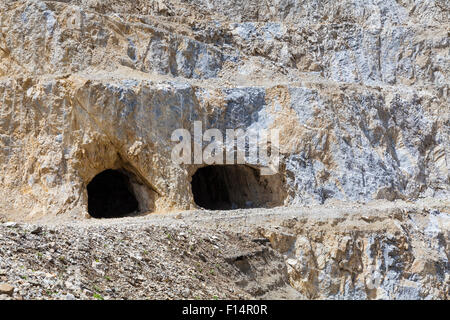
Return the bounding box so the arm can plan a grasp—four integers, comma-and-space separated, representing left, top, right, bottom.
191, 165, 285, 210
87, 169, 139, 218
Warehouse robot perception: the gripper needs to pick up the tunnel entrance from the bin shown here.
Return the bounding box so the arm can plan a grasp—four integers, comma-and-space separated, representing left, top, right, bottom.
191, 165, 285, 210
87, 169, 139, 218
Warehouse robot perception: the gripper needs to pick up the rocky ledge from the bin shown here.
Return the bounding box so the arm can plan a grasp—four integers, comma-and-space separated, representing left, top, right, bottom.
0, 199, 448, 300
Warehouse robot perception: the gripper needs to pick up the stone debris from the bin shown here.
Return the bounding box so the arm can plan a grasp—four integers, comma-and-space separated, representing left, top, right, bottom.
0, 199, 448, 300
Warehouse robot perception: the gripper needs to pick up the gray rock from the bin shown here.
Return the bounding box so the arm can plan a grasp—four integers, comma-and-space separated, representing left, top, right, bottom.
3, 222, 17, 228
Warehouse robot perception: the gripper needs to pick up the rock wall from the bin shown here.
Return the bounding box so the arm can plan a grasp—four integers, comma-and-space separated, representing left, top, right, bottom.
257, 202, 449, 299
0, 0, 448, 219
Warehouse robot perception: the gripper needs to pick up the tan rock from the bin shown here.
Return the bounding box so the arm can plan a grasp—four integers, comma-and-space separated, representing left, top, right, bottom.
0, 283, 14, 296
0, 1, 447, 223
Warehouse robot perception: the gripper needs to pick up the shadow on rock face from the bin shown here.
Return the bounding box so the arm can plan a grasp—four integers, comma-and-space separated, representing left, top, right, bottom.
191, 165, 286, 210
87, 169, 139, 218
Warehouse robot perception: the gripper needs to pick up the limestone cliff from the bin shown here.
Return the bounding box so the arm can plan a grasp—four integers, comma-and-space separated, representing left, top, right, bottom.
0, 0, 448, 220
0, 0, 449, 301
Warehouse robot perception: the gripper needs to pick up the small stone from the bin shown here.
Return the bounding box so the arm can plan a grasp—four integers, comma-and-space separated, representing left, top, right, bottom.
182, 288, 191, 298
198, 253, 207, 262
65, 293, 76, 300
3, 222, 17, 228
0, 283, 14, 296
30, 226, 43, 235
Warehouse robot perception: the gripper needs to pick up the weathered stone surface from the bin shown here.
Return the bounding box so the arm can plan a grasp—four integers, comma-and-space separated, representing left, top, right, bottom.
0, 0, 449, 302
0, 0, 448, 220
0, 1, 448, 300
257, 203, 450, 299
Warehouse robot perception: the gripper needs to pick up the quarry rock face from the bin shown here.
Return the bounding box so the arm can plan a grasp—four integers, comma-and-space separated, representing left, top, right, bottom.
0, 0, 448, 220
259, 202, 449, 299
0, 0, 448, 301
